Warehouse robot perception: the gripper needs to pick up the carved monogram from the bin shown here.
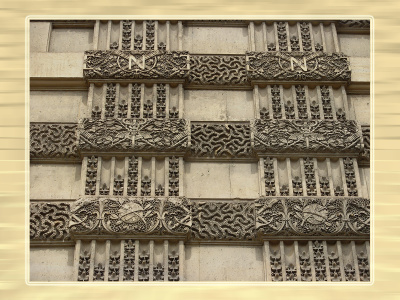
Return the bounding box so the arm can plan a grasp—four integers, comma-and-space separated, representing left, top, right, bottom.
30, 202, 71, 241
83, 50, 190, 79
79, 118, 189, 153
69, 197, 191, 236
191, 123, 254, 158
253, 119, 362, 154
30, 123, 79, 160
255, 197, 370, 237
246, 52, 351, 82
191, 201, 255, 240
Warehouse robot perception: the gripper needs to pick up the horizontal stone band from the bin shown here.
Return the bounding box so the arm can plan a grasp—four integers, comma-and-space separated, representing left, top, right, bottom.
30, 197, 370, 242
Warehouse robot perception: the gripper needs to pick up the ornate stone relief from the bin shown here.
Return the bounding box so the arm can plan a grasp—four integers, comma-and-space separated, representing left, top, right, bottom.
304, 158, 317, 196
277, 22, 288, 51
337, 20, 370, 29
69, 197, 191, 236
131, 83, 141, 118
189, 55, 248, 86
360, 126, 370, 163
127, 156, 139, 196
357, 251, 370, 281
145, 21, 155, 50
270, 250, 283, 281
255, 197, 370, 237
123, 239, 135, 281
312, 241, 327, 281
343, 157, 358, 196
83, 50, 190, 80
252, 119, 362, 155
271, 85, 283, 119
190, 123, 253, 158
300, 22, 312, 52
78, 250, 90, 281
295, 85, 307, 119
138, 251, 150, 281
78, 118, 189, 153
168, 251, 179, 281
30, 202, 71, 241
108, 251, 120, 281
191, 201, 255, 240
121, 20, 133, 50
320, 86, 333, 119
85, 156, 98, 195
30, 123, 78, 160
105, 83, 116, 118
246, 52, 351, 82
169, 157, 179, 196
299, 251, 312, 281
264, 158, 276, 196
328, 251, 342, 281
156, 84, 166, 118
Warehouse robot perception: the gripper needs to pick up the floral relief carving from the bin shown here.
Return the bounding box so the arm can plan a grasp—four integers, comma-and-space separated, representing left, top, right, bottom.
255, 197, 370, 237
83, 50, 190, 80
168, 251, 179, 281
253, 119, 363, 154
246, 52, 351, 82
30, 123, 79, 160
123, 239, 135, 281
312, 241, 327, 281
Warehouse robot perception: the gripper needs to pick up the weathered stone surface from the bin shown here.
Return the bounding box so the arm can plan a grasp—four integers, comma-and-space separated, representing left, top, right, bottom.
30, 123, 79, 160
246, 52, 351, 82
255, 197, 370, 237
83, 50, 190, 80
253, 119, 362, 155
69, 197, 191, 236
79, 118, 189, 153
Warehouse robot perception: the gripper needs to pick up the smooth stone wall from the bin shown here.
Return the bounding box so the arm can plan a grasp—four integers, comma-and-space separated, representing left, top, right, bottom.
30, 22, 51, 52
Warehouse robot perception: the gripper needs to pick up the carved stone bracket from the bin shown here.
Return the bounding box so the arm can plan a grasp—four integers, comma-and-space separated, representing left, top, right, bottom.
30, 123, 79, 161
246, 52, 351, 83
30, 202, 71, 241
78, 118, 189, 154
252, 119, 362, 156
83, 50, 190, 80
69, 197, 192, 237
256, 197, 370, 237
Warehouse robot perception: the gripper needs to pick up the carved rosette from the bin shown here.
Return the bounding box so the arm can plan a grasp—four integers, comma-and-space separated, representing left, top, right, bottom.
78, 118, 189, 153
69, 197, 191, 237
83, 50, 190, 80
246, 51, 351, 82
255, 197, 370, 237
252, 119, 362, 155
30, 123, 79, 160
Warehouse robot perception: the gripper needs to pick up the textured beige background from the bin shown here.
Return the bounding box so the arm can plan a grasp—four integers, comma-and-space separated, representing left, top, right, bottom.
0, 0, 397, 297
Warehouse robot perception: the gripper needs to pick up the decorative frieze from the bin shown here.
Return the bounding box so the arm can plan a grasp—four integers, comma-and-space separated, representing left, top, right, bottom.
189, 55, 248, 86
83, 50, 190, 80
246, 52, 351, 82
191, 201, 255, 240
337, 20, 370, 29
69, 197, 192, 237
190, 123, 253, 158
78, 118, 189, 153
255, 197, 370, 237
252, 119, 362, 155
30, 202, 71, 241
30, 123, 79, 160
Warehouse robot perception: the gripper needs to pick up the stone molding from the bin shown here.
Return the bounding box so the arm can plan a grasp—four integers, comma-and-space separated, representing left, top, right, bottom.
83, 50, 190, 80
30, 120, 367, 160
30, 197, 369, 242
246, 52, 351, 83
253, 119, 363, 156
82, 51, 351, 85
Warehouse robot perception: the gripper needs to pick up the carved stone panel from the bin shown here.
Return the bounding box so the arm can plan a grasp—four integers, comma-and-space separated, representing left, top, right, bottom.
253, 119, 362, 155
191, 201, 255, 240
255, 197, 370, 237
30, 123, 79, 160
79, 118, 189, 153
246, 52, 351, 82
359, 126, 370, 164
190, 123, 254, 158
30, 202, 71, 241
189, 55, 248, 86
69, 197, 191, 236
83, 50, 190, 80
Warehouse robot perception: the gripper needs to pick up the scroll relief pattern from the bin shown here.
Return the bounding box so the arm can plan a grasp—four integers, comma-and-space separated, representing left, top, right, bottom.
30, 202, 71, 241
79, 118, 189, 153
69, 197, 191, 236
83, 50, 190, 80
30, 123, 79, 160
191, 123, 254, 158
253, 119, 362, 154
246, 52, 351, 82
188, 55, 248, 86
255, 197, 370, 237
191, 201, 255, 240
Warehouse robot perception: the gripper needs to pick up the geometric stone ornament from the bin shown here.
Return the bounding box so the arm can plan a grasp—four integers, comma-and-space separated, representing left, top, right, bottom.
83, 50, 190, 80
255, 197, 370, 237
253, 119, 363, 156
30, 123, 79, 160
78, 118, 189, 153
191, 201, 255, 240
69, 197, 191, 237
246, 52, 351, 83
30, 202, 71, 241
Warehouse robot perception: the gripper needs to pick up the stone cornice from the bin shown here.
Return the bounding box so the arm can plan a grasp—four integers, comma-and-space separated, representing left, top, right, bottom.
30, 197, 370, 242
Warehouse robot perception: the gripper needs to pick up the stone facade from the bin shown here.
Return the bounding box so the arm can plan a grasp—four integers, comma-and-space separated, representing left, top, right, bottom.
30, 19, 371, 282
